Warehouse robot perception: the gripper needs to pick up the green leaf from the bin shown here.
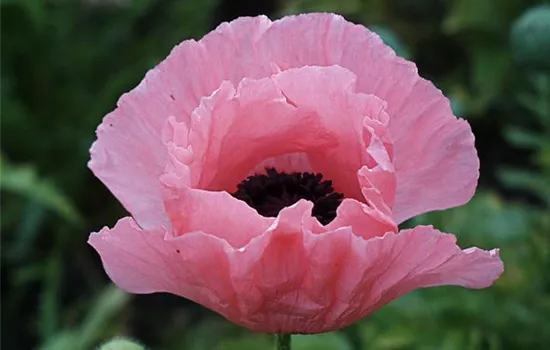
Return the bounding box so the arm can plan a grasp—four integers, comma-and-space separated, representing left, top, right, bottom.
76, 285, 131, 349
412, 191, 533, 245
4, 199, 46, 261
0, 155, 83, 225
99, 338, 147, 350
178, 319, 228, 350
370, 25, 411, 59
498, 168, 550, 205
517, 73, 550, 127
39, 331, 80, 350
1, 0, 46, 27
511, 5, 550, 72
444, 0, 503, 34
37, 285, 131, 350
450, 96, 467, 117
467, 42, 511, 110
214, 333, 352, 350
280, 0, 361, 16
292, 333, 352, 350
215, 334, 272, 350
37, 254, 62, 341
504, 127, 547, 149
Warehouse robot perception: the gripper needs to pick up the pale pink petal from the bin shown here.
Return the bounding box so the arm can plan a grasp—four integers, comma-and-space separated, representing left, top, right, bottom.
160, 182, 274, 248
87, 217, 238, 318
358, 225, 503, 316
308, 226, 501, 332
357, 166, 394, 218
358, 122, 397, 211
91, 14, 479, 226
272, 65, 392, 202
249, 153, 312, 175
224, 198, 397, 332
182, 76, 338, 192
89, 104, 170, 229
323, 198, 396, 240
227, 200, 315, 331
225, 207, 502, 333
89, 13, 498, 335
88, 16, 274, 228
167, 66, 393, 205
256, 13, 479, 222
89, 211, 502, 334
225, 200, 370, 333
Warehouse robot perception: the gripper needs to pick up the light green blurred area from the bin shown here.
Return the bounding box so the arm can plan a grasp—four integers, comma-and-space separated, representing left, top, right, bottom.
1, 0, 549, 349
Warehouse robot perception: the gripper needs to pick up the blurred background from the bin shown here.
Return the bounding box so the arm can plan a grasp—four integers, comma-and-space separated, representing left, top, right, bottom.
2, 0, 550, 349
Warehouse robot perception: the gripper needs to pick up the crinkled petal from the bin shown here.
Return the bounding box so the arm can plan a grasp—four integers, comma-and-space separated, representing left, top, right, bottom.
90, 13, 478, 227
182, 76, 338, 191
272, 65, 391, 201
160, 180, 274, 248
88, 16, 274, 228
229, 220, 502, 333
256, 13, 479, 222
168, 65, 392, 203
249, 153, 312, 175
89, 107, 170, 229
226, 206, 501, 333
87, 217, 238, 318
227, 201, 315, 331
89, 212, 502, 334
323, 198, 396, 240
358, 121, 397, 212
89, 13, 496, 335
360, 225, 503, 315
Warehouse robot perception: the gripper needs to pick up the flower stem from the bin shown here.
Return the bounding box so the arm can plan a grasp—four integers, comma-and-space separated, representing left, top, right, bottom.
275, 333, 291, 350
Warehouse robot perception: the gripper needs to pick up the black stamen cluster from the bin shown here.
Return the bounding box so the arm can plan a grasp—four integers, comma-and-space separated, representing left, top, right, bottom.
231, 168, 344, 225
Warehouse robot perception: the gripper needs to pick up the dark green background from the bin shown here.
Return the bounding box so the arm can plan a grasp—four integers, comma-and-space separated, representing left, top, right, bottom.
2, 0, 549, 349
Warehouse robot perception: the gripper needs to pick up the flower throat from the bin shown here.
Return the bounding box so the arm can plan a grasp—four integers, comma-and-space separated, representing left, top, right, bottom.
231, 168, 344, 225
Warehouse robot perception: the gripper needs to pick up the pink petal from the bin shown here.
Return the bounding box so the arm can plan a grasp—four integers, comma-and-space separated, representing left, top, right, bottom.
249, 153, 312, 175
227, 219, 502, 333
256, 13, 479, 222
272, 65, 392, 202
89, 13, 500, 335
88, 16, 274, 228
227, 201, 316, 331
89, 104, 171, 229
166, 66, 394, 206
89, 210, 502, 334
360, 225, 504, 315
91, 13, 478, 228
161, 183, 274, 248
227, 206, 502, 333
358, 122, 397, 212
87, 217, 238, 318
323, 198, 396, 240
182, 76, 338, 191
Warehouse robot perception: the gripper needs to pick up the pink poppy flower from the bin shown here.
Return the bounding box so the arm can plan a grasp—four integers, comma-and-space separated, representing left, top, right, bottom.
88, 13, 503, 334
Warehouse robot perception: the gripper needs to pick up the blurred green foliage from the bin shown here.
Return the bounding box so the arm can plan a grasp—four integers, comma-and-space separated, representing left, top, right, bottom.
1, 0, 549, 349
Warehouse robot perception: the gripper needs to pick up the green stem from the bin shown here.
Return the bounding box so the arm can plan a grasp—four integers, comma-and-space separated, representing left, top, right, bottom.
276, 333, 291, 350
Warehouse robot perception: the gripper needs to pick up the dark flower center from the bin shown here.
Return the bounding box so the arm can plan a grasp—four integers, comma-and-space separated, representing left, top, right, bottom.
231, 168, 344, 225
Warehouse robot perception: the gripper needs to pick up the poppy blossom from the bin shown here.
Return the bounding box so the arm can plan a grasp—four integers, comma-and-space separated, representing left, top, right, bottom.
88, 13, 503, 334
